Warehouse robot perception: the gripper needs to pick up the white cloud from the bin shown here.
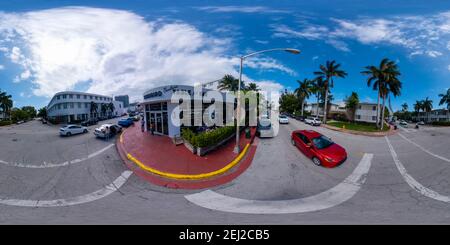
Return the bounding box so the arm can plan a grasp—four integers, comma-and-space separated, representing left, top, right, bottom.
0, 7, 293, 101
0, 64, 4, 70
195, 6, 289, 14
273, 12, 450, 55
447, 64, 450, 71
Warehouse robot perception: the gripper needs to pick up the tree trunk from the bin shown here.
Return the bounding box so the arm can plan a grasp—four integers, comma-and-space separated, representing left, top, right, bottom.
381, 95, 386, 130
316, 94, 320, 118
323, 84, 329, 123
376, 88, 381, 129
301, 99, 304, 116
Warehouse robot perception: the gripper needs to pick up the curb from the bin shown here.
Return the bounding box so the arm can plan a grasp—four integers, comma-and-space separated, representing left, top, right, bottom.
322, 124, 397, 137
118, 127, 254, 180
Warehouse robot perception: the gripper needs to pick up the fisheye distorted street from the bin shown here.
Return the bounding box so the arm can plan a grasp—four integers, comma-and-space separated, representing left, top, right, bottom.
0, 0, 450, 225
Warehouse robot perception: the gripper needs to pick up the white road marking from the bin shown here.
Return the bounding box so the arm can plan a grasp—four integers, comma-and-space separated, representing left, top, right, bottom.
0, 144, 115, 168
185, 154, 373, 214
0, 170, 133, 207
385, 136, 450, 203
398, 133, 450, 163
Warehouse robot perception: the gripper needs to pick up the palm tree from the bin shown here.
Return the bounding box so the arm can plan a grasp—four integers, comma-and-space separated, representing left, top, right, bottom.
345, 92, 359, 122
361, 58, 400, 129
414, 100, 422, 113
218, 74, 244, 92
422, 97, 433, 123
401, 103, 408, 112
438, 88, 450, 110
100, 104, 107, 117
314, 60, 347, 123
90, 101, 98, 119
294, 79, 313, 116
246, 82, 259, 92
0, 90, 13, 120
310, 77, 325, 118
108, 102, 115, 116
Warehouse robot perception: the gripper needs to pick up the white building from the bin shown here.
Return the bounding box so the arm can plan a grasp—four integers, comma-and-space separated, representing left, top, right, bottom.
141, 85, 235, 138
305, 102, 346, 117
47, 91, 125, 123
355, 103, 379, 123
413, 109, 450, 123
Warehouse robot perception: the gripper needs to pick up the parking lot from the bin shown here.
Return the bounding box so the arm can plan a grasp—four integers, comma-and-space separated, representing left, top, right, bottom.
1, 117, 450, 224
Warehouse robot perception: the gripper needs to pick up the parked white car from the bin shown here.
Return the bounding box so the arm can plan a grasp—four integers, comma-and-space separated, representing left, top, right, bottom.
60, 125, 88, 136
418, 121, 425, 125
399, 121, 408, 127
278, 115, 289, 124
305, 117, 321, 126
94, 124, 122, 138
257, 119, 274, 138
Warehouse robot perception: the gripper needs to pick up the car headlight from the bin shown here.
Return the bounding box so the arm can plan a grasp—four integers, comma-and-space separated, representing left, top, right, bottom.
324, 156, 333, 162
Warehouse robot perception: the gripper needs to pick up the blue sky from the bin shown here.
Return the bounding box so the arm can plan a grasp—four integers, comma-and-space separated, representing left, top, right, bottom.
1, 0, 450, 111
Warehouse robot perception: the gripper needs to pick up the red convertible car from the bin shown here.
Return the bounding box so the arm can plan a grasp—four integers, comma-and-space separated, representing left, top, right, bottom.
291, 130, 347, 168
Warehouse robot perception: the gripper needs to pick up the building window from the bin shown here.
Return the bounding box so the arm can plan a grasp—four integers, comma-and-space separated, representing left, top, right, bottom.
357, 115, 361, 119
62, 94, 67, 99
95, 96, 98, 100
372, 106, 376, 110
358, 105, 362, 109
78, 102, 82, 108
69, 94, 73, 99
57, 104, 61, 109
84, 95, 87, 99
57, 95, 60, 100
372, 116, 376, 121
90, 96, 93, 99
63, 103, 67, 109
85, 103, 89, 108
77, 94, 80, 99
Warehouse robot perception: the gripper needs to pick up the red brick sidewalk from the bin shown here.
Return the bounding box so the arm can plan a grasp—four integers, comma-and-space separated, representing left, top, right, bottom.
116, 125, 258, 189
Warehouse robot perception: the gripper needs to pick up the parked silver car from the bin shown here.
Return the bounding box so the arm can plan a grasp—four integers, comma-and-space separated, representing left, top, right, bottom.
94, 124, 122, 138
60, 125, 88, 136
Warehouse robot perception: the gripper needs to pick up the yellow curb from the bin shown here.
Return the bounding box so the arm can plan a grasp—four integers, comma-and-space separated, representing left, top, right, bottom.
126, 143, 251, 180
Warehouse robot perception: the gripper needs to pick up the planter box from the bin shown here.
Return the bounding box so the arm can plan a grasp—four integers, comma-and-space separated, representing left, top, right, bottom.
197, 132, 236, 156
183, 141, 197, 154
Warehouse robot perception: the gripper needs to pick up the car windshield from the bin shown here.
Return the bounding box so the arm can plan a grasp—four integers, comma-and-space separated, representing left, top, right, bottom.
258, 121, 271, 130
279, 115, 286, 118
312, 136, 334, 149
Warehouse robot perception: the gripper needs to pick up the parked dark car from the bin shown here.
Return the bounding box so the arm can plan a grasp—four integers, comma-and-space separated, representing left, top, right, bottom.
118, 118, 134, 127
81, 118, 98, 126
295, 115, 305, 121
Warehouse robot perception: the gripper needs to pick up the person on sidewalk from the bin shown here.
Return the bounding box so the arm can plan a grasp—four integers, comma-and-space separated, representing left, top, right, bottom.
141, 119, 145, 132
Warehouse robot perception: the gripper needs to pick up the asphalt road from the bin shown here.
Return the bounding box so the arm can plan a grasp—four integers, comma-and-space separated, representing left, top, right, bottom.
0, 118, 450, 224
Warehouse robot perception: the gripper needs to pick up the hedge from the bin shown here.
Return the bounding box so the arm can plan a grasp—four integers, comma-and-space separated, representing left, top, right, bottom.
0, 120, 12, 126
181, 126, 236, 148
431, 121, 450, 126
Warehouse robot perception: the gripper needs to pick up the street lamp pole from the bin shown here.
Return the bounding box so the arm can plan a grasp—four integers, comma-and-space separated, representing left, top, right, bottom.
233, 48, 301, 154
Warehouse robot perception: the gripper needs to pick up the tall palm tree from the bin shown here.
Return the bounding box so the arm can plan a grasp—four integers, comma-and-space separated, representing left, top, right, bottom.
438, 88, 450, 110
422, 97, 433, 122
294, 79, 313, 116
414, 100, 422, 113
314, 60, 347, 123
218, 74, 245, 92
361, 58, 400, 129
401, 103, 408, 112
246, 82, 259, 92
90, 101, 98, 119
100, 104, 107, 117
310, 77, 325, 118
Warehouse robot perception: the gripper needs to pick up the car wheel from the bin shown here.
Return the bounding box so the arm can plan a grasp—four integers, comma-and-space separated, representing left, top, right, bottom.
66, 132, 71, 136
83, 129, 88, 133
291, 139, 296, 146
312, 157, 321, 166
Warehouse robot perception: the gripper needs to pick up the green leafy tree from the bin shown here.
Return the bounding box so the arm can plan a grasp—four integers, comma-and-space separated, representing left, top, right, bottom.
401, 103, 408, 112
278, 92, 299, 114
0, 89, 13, 120
314, 60, 347, 123
21, 106, 37, 118
218, 74, 245, 92
37, 107, 47, 119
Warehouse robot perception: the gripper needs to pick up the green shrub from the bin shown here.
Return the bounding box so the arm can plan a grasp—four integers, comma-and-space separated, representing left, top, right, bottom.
182, 126, 236, 148
0, 120, 12, 126
431, 121, 450, 126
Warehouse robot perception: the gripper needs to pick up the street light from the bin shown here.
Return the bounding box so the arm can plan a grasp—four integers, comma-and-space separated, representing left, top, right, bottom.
233, 48, 301, 153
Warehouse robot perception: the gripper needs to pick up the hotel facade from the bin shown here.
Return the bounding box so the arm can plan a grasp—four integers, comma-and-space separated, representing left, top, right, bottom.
47, 91, 125, 123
